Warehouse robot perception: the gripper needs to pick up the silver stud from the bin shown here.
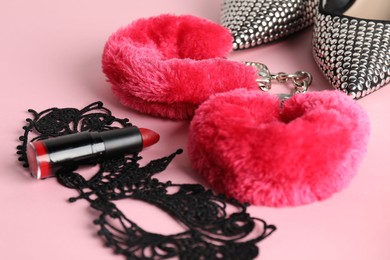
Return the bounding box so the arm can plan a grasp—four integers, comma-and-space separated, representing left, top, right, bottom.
312, 5, 390, 99
222, 0, 320, 49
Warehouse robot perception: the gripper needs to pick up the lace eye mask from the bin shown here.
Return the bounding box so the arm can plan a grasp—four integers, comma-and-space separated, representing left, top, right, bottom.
17, 101, 276, 259
102, 14, 259, 120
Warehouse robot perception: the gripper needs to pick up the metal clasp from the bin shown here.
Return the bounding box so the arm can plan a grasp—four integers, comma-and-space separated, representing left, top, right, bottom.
244, 62, 273, 92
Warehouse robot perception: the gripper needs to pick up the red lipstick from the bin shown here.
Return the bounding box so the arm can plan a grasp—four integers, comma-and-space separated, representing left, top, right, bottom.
26, 127, 160, 179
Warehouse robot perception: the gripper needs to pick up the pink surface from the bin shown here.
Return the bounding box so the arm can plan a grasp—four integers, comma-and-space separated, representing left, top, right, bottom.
1, 1, 389, 259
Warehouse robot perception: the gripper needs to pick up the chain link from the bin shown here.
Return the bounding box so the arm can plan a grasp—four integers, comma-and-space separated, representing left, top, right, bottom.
244, 62, 313, 95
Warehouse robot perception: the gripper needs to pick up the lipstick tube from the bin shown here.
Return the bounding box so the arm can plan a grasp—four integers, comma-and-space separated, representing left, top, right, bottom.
26, 127, 159, 179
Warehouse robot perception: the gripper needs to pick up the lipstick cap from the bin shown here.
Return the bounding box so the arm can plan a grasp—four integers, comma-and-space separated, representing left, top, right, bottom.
99, 127, 143, 158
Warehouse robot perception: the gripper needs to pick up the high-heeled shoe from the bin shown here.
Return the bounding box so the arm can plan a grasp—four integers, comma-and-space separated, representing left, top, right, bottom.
221, 0, 320, 50
312, 0, 390, 99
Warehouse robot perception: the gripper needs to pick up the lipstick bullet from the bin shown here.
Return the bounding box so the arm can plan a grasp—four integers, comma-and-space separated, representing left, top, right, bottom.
26, 127, 160, 179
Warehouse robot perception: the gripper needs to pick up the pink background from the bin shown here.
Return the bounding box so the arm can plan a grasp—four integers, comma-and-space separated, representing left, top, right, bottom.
1, 0, 390, 259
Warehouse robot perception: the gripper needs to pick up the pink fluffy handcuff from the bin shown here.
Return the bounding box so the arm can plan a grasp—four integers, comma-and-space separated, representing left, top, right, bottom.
102, 14, 370, 207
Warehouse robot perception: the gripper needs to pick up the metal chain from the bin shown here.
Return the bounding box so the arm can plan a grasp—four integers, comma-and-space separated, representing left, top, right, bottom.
244, 62, 313, 95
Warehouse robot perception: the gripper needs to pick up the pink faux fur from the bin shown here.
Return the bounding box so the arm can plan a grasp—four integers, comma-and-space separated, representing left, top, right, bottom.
102, 14, 258, 119
188, 89, 370, 207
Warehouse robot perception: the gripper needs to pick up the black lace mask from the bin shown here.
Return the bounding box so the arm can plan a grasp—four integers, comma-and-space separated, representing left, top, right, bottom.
17, 101, 276, 260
